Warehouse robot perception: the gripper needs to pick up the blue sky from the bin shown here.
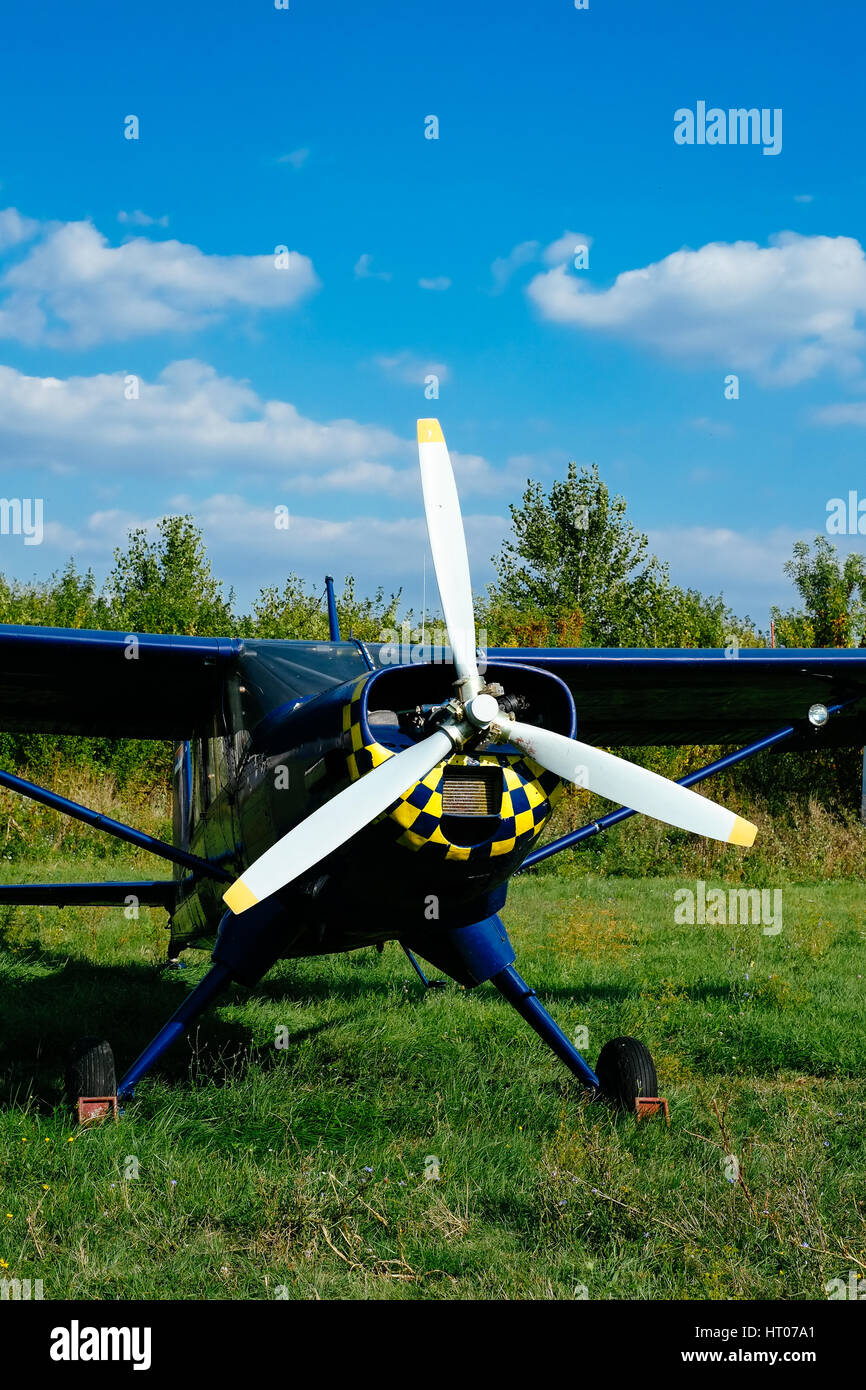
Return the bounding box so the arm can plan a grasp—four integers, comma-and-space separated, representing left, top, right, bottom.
0, 0, 864, 627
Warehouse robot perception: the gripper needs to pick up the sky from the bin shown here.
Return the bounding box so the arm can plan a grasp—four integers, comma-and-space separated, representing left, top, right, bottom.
0, 0, 864, 628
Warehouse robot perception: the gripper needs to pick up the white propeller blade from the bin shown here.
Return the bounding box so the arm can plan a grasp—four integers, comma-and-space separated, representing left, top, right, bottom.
223, 727, 455, 915
417, 419, 481, 698
494, 718, 756, 846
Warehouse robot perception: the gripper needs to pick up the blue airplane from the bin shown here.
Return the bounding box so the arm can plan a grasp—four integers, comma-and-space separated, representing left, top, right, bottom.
1, 420, 864, 1120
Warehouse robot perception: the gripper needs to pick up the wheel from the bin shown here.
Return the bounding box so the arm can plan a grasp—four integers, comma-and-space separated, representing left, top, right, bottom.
595, 1036, 657, 1110
66, 1037, 116, 1105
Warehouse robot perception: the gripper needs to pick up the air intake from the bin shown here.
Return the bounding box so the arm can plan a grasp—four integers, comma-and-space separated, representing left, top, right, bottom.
442, 763, 501, 816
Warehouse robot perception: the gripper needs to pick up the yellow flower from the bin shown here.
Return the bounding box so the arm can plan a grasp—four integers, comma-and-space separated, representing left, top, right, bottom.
4, 1214, 11, 1220
67, 1137, 75, 1144
42, 1184, 49, 1191
0, 1259, 8, 1268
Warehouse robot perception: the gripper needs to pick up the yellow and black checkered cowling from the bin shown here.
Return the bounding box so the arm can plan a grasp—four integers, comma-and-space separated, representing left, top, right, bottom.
341, 677, 563, 863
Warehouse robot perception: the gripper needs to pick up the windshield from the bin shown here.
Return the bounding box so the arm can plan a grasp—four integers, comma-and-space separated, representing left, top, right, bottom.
234, 640, 372, 728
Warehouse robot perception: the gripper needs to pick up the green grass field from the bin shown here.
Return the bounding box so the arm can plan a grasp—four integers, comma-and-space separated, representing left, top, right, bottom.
1, 856, 864, 1300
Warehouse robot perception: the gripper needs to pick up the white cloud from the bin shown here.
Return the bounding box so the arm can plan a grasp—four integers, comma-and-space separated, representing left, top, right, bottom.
648, 521, 866, 619
528, 232, 866, 385
288, 461, 415, 495
813, 400, 866, 427
284, 446, 542, 500
648, 523, 805, 612
418, 276, 451, 291
277, 148, 310, 169
794, 194, 814, 204
449, 449, 530, 496
208, 502, 507, 592
490, 231, 590, 292
0, 207, 40, 251
31, 494, 508, 607
118, 209, 169, 227
0, 211, 318, 346
354, 253, 391, 281
490, 240, 540, 292
541, 230, 593, 267
374, 351, 450, 386
35, 507, 144, 557
688, 416, 735, 437
0, 359, 406, 477
0, 360, 541, 511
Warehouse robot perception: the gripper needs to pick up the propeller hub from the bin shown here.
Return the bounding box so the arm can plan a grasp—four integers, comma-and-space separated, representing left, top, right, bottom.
465, 692, 499, 729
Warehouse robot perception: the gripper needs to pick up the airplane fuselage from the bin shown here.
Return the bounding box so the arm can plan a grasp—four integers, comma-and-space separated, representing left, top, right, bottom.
167, 640, 575, 959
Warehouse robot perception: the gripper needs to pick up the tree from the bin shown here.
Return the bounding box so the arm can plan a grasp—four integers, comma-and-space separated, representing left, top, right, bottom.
241, 573, 404, 642
105, 515, 235, 635
0, 560, 105, 629
771, 537, 866, 648
485, 461, 754, 648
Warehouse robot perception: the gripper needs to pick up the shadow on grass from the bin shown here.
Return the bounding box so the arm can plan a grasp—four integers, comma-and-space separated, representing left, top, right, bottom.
0, 928, 749, 1114
0, 937, 353, 1112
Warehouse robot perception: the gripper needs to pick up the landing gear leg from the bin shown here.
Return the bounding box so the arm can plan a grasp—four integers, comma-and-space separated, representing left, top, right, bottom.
490, 964, 600, 1090
491, 967, 663, 1114
116, 962, 233, 1101
70, 897, 299, 1111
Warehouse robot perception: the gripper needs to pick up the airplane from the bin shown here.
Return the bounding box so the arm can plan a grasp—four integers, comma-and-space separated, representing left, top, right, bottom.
2, 418, 866, 1122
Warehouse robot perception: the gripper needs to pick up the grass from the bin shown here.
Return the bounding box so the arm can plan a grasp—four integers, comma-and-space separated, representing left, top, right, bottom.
1, 849, 865, 1300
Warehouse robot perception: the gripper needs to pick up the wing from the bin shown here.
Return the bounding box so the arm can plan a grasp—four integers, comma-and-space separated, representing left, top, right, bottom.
486, 647, 866, 748
0, 624, 242, 738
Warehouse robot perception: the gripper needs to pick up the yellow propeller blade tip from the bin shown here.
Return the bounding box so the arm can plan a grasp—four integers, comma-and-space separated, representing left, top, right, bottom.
417, 418, 444, 444
727, 816, 757, 848
223, 880, 259, 915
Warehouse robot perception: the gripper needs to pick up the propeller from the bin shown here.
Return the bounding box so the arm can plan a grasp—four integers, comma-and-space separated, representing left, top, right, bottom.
223, 418, 755, 916
417, 418, 482, 702
223, 727, 456, 915
490, 718, 755, 846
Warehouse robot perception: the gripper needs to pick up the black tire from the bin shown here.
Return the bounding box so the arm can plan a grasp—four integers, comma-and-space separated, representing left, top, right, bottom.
66, 1037, 116, 1104
595, 1036, 657, 1110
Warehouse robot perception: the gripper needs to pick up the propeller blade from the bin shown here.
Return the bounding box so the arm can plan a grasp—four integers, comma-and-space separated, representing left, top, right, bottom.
417, 418, 481, 697
495, 719, 756, 846
223, 727, 456, 915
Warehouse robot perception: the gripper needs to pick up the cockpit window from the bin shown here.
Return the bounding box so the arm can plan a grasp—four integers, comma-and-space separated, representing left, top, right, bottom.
234, 640, 371, 731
